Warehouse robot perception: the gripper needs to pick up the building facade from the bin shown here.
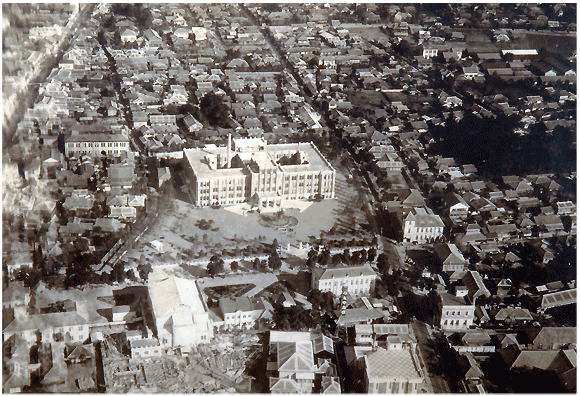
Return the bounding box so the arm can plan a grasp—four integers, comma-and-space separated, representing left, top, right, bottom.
184, 137, 335, 208
439, 292, 475, 331
65, 133, 130, 157
311, 264, 378, 297
403, 207, 445, 243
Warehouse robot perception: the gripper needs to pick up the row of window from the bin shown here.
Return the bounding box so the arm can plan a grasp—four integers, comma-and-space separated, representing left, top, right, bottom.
444, 310, 471, 317
319, 278, 372, 288
69, 142, 127, 148
443, 319, 469, 326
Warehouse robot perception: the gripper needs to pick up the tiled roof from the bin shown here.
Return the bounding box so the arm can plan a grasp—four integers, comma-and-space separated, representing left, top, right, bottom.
364, 348, 422, 381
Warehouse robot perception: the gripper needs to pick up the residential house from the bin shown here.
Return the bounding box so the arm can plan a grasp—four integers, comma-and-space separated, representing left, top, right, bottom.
493, 307, 533, 326
403, 207, 445, 243
312, 264, 377, 297
218, 296, 265, 329
444, 192, 470, 221
524, 327, 577, 350
107, 163, 135, 190
461, 271, 491, 302
3, 283, 31, 309
434, 243, 467, 272
121, 29, 138, 44
3, 311, 93, 344
130, 338, 162, 358
183, 114, 204, 134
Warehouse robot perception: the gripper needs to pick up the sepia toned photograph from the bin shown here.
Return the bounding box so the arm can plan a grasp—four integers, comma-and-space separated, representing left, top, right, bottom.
2, 3, 576, 393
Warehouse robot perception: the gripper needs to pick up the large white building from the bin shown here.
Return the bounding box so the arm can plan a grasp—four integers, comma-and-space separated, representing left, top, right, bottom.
183, 137, 335, 209
147, 269, 213, 350
65, 133, 130, 157
439, 292, 475, 331
311, 264, 378, 297
403, 207, 445, 243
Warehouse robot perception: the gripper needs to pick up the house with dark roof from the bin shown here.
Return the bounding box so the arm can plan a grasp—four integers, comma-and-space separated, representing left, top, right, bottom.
218, 296, 265, 329
434, 243, 467, 272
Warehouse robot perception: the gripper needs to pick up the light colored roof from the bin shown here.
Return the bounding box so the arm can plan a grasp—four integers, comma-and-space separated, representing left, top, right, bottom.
406, 207, 445, 228
148, 269, 206, 319
269, 377, 301, 393
277, 341, 315, 373
541, 288, 577, 310
495, 307, 533, 321
270, 331, 312, 343
313, 334, 334, 354
3, 282, 29, 303
313, 264, 376, 281
373, 324, 411, 335
364, 348, 423, 381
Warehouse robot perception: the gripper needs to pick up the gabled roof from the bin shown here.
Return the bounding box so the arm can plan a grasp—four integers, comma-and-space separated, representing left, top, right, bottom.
277, 341, 315, 373
526, 326, 577, 347
269, 377, 301, 393
3, 282, 30, 303
313, 334, 334, 355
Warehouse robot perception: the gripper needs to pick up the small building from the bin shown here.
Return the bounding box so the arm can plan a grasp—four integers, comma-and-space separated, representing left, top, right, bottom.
130, 338, 162, 358
218, 296, 264, 329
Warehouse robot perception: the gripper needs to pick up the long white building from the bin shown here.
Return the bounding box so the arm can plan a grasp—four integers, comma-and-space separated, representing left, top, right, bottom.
65, 133, 130, 157
183, 137, 335, 208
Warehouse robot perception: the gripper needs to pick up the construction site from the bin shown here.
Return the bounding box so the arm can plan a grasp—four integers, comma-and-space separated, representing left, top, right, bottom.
100, 332, 261, 393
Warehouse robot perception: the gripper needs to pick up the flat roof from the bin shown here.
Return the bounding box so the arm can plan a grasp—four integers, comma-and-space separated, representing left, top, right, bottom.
364, 348, 423, 381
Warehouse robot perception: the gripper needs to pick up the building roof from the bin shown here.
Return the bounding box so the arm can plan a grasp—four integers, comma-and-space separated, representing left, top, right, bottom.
277, 341, 315, 373
440, 292, 471, 307
131, 338, 160, 348
313, 334, 334, 355
406, 207, 445, 228
269, 377, 301, 393
4, 311, 88, 333
541, 288, 577, 310
312, 264, 376, 282
66, 133, 128, 143
148, 269, 206, 319
364, 348, 423, 381
3, 282, 30, 303
220, 296, 253, 314
336, 308, 384, 326
495, 307, 533, 321
501, 350, 562, 371
526, 327, 577, 347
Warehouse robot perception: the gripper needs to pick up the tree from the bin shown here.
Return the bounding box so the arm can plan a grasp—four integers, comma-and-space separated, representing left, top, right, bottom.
137, 262, 152, 281
367, 247, 377, 262
231, 261, 240, 271
207, 255, 225, 277
199, 92, 230, 127
268, 249, 282, 270
377, 253, 390, 275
